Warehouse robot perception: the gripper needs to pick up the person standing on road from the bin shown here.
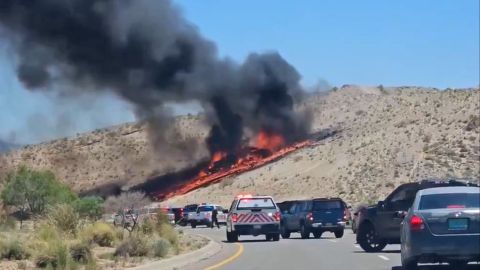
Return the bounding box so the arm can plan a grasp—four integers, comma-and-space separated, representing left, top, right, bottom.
211, 208, 220, 228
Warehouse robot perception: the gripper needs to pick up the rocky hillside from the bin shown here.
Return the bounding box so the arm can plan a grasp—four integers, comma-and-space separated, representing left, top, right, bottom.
1, 86, 479, 205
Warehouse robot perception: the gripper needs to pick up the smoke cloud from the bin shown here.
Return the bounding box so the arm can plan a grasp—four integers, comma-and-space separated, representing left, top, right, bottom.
0, 0, 310, 157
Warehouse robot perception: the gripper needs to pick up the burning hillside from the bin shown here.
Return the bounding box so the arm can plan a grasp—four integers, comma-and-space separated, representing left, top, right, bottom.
148, 131, 313, 200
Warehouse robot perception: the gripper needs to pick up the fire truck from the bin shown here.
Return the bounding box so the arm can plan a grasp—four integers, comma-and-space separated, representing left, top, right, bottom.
226, 194, 281, 242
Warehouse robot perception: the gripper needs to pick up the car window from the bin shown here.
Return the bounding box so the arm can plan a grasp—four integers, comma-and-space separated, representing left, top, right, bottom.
388, 186, 418, 210
198, 206, 214, 212
419, 193, 480, 210
237, 198, 276, 210
313, 200, 342, 210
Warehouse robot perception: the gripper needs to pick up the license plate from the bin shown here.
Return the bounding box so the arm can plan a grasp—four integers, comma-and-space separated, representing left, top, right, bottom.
254, 224, 261, 229
448, 218, 468, 230
325, 223, 332, 226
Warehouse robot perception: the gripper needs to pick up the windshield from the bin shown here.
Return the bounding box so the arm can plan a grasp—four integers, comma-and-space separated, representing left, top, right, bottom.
419, 193, 480, 210
237, 198, 276, 210
313, 201, 343, 210
198, 206, 214, 212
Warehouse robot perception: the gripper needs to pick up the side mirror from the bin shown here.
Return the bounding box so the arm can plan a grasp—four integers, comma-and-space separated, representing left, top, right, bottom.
377, 201, 385, 209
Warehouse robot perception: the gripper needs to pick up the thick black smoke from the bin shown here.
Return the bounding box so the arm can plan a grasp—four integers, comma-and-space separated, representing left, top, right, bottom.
0, 0, 310, 157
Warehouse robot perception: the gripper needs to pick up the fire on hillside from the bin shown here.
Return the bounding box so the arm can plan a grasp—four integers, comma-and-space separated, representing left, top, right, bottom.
152, 131, 313, 200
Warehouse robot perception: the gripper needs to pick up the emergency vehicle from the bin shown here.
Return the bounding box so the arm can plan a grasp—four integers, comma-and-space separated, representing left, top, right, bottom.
226, 195, 281, 242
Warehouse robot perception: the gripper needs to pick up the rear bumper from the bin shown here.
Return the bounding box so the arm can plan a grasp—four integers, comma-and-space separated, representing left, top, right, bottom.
308, 221, 345, 232
406, 233, 480, 262
234, 224, 280, 235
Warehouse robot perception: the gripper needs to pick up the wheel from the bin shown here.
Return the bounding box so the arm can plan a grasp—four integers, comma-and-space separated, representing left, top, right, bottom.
300, 224, 310, 239
313, 231, 322, 238
206, 222, 212, 228
272, 233, 280, 241
191, 221, 197, 228
334, 229, 344, 238
449, 260, 467, 269
265, 234, 273, 241
280, 225, 291, 239
401, 253, 417, 270
357, 223, 387, 252
226, 231, 238, 242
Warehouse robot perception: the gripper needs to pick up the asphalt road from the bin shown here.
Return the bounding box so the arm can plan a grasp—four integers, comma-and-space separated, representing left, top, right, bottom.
182, 226, 479, 270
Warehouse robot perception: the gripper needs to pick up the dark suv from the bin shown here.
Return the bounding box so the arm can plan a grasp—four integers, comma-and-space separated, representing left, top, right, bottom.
356, 179, 479, 252
280, 198, 348, 239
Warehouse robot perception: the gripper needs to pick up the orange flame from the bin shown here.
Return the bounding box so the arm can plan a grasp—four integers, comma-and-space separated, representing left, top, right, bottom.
255, 131, 285, 151
156, 137, 312, 200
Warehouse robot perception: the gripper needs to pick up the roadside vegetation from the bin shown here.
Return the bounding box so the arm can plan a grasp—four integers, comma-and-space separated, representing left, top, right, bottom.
0, 166, 204, 270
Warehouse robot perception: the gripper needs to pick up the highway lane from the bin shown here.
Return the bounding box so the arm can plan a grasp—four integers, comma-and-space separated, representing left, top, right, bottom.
183, 226, 479, 270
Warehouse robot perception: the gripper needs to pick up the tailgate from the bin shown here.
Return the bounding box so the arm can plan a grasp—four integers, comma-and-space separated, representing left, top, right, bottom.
313, 210, 343, 223
235, 210, 277, 225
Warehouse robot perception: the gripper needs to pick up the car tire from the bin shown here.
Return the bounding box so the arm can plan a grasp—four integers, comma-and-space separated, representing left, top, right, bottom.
449, 260, 467, 269
226, 231, 238, 242
300, 224, 310, 239
334, 229, 344, 238
272, 233, 280, 241
191, 221, 197, 229
280, 225, 291, 239
358, 223, 387, 252
266, 234, 273, 241
313, 231, 322, 239
401, 254, 417, 270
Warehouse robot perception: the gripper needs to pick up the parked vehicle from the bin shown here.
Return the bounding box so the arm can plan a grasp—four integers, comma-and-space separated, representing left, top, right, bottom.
356, 179, 478, 252
178, 204, 198, 226
401, 186, 480, 269
170, 207, 184, 223
280, 198, 348, 239
189, 204, 227, 228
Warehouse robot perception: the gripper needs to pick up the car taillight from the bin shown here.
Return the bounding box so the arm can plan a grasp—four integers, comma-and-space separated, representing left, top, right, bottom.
343, 209, 348, 221
274, 212, 281, 222
231, 213, 238, 223
306, 212, 313, 221
410, 215, 424, 231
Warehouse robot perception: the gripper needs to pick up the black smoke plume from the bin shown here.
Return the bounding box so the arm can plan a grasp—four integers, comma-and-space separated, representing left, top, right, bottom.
0, 0, 309, 158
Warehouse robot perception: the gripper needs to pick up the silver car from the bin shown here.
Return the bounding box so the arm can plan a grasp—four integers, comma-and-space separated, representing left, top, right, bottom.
401, 186, 480, 269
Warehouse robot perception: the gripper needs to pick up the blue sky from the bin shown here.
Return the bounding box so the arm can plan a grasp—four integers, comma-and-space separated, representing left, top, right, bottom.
0, 0, 478, 144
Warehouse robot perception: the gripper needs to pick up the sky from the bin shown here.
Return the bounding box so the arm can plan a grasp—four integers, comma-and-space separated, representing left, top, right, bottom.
0, 0, 478, 144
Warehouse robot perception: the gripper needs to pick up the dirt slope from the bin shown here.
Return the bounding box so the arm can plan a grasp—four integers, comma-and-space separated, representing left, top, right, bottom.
1, 86, 479, 206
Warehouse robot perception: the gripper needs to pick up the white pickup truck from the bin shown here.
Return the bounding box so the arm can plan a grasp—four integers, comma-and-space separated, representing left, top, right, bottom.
188, 204, 227, 228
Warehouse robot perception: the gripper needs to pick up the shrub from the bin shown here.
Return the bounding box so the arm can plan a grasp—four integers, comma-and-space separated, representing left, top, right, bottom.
140, 217, 155, 235
48, 204, 79, 235
69, 242, 92, 263
151, 238, 170, 258
80, 222, 116, 247
0, 236, 28, 260
73, 197, 104, 220
114, 234, 149, 257
158, 224, 178, 253
1, 166, 77, 215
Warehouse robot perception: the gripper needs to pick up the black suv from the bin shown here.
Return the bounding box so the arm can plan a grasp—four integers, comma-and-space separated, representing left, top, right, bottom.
280, 198, 348, 239
356, 179, 479, 252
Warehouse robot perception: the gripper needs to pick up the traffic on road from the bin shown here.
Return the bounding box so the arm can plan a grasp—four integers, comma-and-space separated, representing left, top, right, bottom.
107, 178, 479, 269
178, 179, 479, 269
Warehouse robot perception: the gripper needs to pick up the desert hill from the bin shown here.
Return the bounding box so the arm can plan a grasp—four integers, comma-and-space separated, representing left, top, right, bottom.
1, 86, 479, 206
